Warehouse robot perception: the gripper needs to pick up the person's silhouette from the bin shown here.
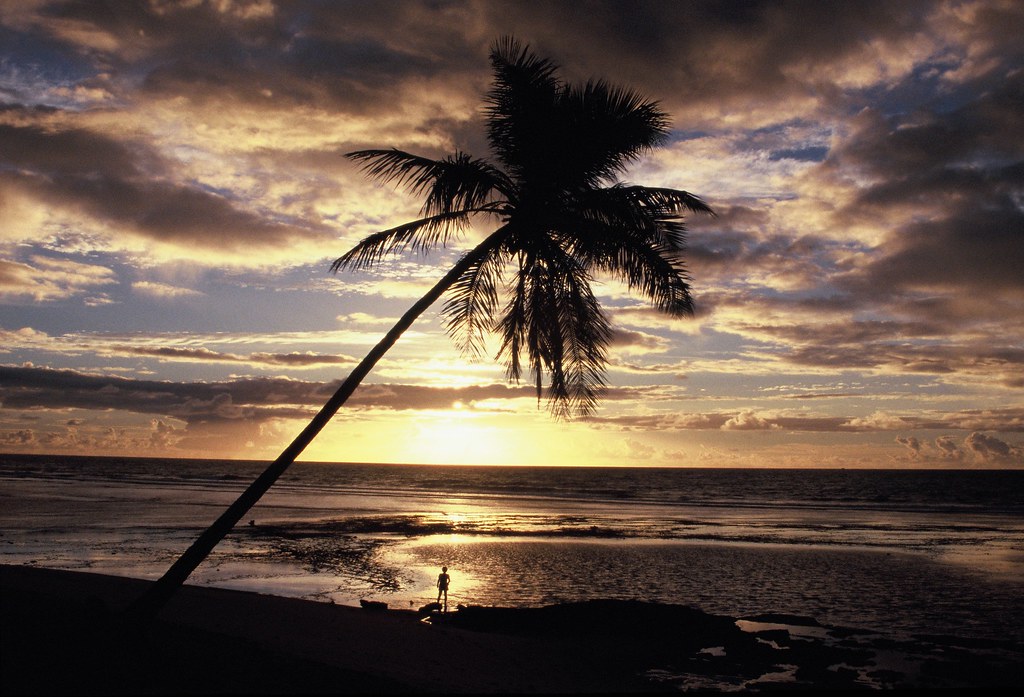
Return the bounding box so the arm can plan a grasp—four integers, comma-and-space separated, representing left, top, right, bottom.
436, 566, 450, 611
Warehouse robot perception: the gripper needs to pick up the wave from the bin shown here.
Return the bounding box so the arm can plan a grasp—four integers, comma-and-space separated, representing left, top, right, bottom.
233, 512, 1022, 556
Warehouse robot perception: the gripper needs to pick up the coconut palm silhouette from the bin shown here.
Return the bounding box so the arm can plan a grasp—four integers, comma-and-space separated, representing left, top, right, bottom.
127, 37, 712, 623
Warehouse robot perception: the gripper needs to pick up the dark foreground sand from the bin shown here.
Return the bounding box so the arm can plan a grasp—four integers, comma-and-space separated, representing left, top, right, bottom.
2, 564, 1021, 694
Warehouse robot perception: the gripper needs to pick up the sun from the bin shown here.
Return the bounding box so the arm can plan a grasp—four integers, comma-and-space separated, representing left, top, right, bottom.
403, 407, 516, 465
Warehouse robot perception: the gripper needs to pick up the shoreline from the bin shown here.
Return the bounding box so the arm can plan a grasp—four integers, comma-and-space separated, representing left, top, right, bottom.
3, 564, 1022, 694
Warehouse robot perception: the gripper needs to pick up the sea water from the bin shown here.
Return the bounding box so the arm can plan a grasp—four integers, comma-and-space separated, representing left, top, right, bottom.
2, 454, 1022, 643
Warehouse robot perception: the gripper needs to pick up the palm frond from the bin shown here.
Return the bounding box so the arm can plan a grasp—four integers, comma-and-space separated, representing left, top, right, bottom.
331, 211, 476, 271
442, 241, 508, 357
347, 149, 512, 216
495, 240, 611, 418
568, 186, 676, 246
548, 260, 611, 418
556, 80, 670, 185
485, 38, 562, 180
621, 186, 715, 218
568, 185, 713, 251
496, 251, 531, 385
603, 241, 694, 317
556, 201, 694, 318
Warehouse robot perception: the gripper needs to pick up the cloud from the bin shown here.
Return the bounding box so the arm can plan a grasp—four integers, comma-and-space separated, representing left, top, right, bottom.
934, 435, 964, 460
474, 1, 958, 128
0, 365, 313, 422
11, 0, 971, 133
336, 312, 398, 328
105, 345, 357, 369
0, 255, 116, 302
0, 418, 193, 454
894, 431, 1022, 465
589, 407, 1024, 434
0, 364, 542, 425
712, 291, 1024, 389
964, 431, 1024, 464
330, 277, 441, 300
131, 281, 203, 298
607, 327, 670, 354
845, 411, 915, 431
607, 357, 689, 378
149, 418, 184, 448
0, 428, 37, 446
895, 435, 923, 458
721, 410, 781, 431
624, 438, 656, 459
0, 325, 419, 363
343, 383, 537, 411
0, 121, 331, 265
0, 328, 52, 353
824, 70, 1024, 314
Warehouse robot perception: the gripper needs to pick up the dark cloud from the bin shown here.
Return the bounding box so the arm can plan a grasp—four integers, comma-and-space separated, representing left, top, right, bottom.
139, 33, 445, 114
701, 284, 1023, 389
687, 224, 848, 293
784, 393, 861, 401
471, 0, 943, 119
0, 364, 542, 425
0, 121, 326, 253
29, 0, 482, 117
0, 365, 692, 431
0, 364, 323, 424
0, 122, 153, 176
608, 328, 667, 351
828, 71, 1024, 306
835, 72, 1024, 179
781, 341, 1024, 387
108, 345, 357, 368
20, 0, 1004, 127
847, 206, 1024, 299
251, 352, 352, 367
754, 320, 947, 345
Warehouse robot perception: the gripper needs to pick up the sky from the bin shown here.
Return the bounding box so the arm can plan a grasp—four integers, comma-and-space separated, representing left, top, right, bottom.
1, 0, 1022, 468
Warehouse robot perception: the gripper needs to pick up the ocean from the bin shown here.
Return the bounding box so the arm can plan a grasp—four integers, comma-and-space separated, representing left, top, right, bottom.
2, 454, 1023, 645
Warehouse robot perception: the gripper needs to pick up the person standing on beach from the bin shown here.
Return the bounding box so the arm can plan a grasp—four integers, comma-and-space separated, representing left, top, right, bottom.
436, 566, 450, 611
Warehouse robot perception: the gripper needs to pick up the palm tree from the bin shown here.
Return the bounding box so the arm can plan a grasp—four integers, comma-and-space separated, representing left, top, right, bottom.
126, 37, 712, 624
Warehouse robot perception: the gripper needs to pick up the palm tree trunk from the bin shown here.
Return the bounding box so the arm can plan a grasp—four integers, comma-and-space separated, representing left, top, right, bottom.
125, 234, 503, 626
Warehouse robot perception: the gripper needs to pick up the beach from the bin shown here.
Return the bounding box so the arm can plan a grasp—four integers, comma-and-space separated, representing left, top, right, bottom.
3, 457, 1024, 643
1, 564, 627, 695
3, 564, 1022, 694
3, 456, 1023, 692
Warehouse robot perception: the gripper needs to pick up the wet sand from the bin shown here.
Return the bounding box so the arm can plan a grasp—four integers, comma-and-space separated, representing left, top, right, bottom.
2, 564, 1021, 694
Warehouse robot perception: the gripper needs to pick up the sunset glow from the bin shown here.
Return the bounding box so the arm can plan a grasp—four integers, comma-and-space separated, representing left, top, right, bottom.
1, 1, 1021, 467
